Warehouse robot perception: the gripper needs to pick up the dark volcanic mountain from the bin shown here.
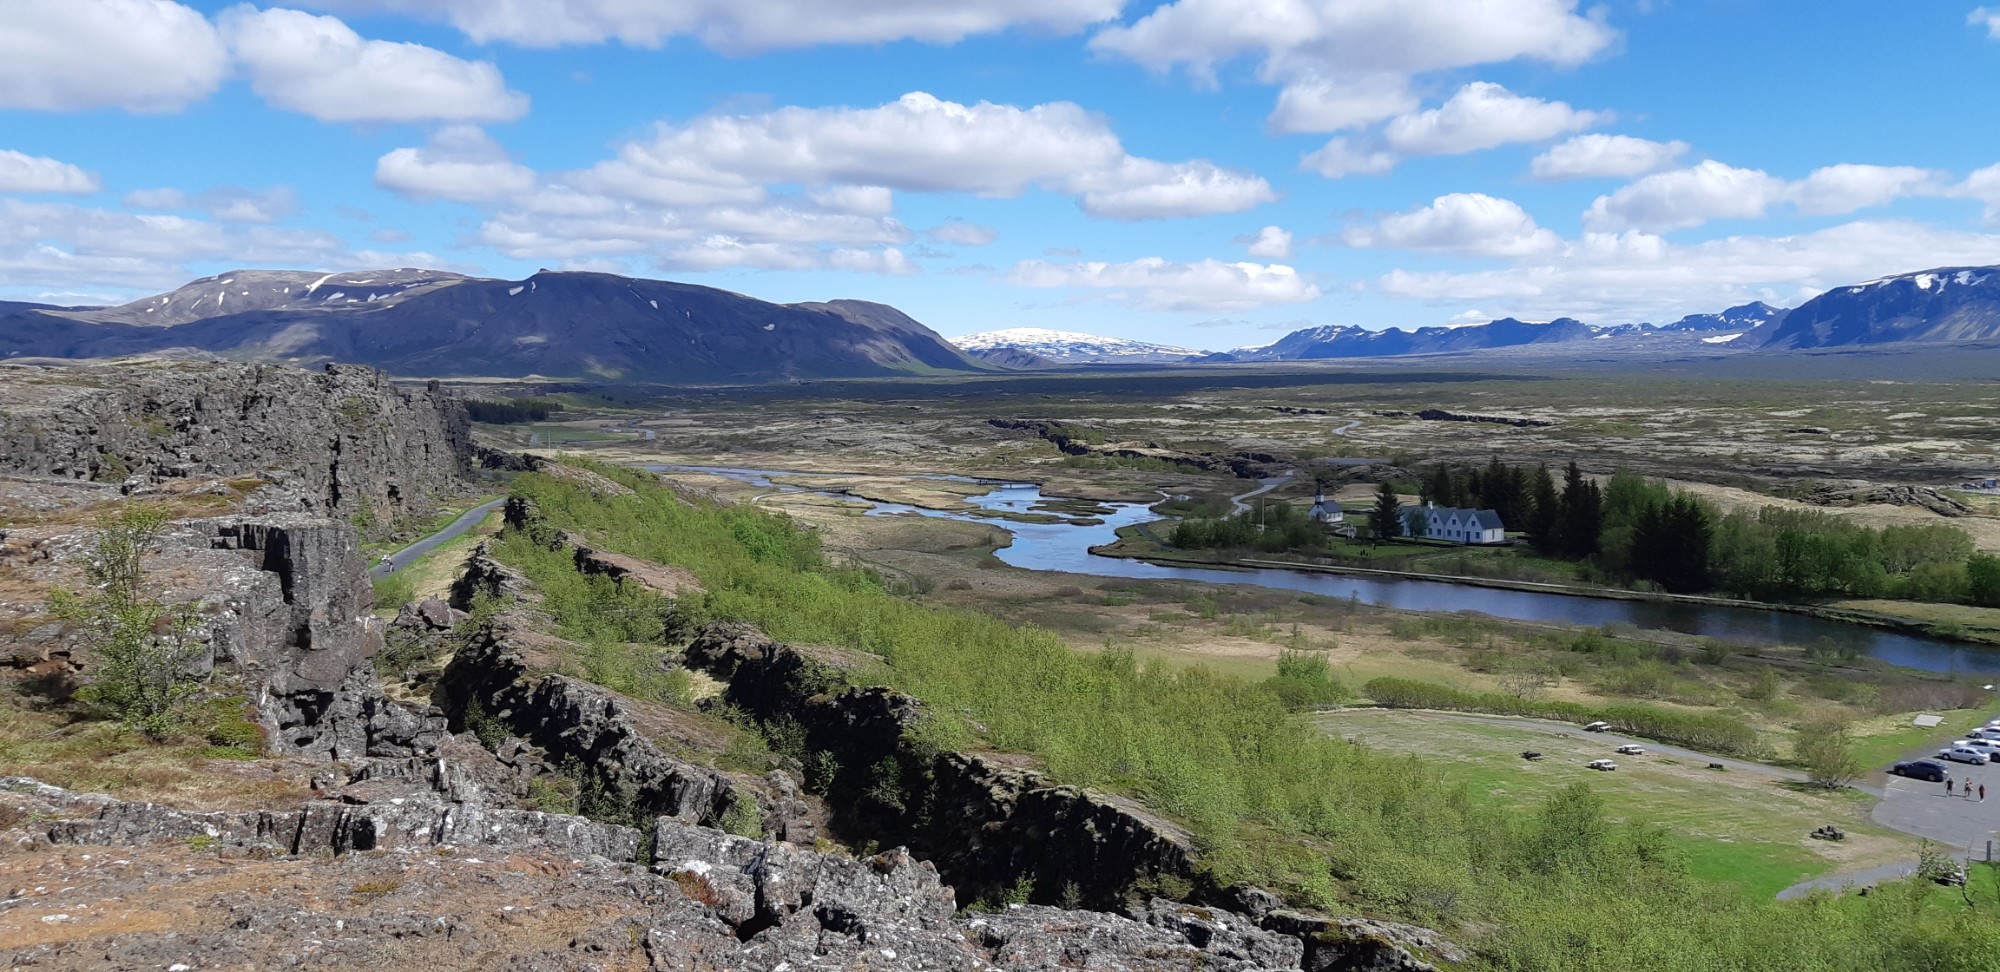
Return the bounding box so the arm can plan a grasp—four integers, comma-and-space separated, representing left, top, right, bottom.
1747, 266, 2000, 349
0, 269, 991, 383
1232, 317, 1597, 360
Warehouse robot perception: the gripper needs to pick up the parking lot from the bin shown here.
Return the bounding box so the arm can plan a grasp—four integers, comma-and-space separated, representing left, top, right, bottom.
1873, 754, 2000, 853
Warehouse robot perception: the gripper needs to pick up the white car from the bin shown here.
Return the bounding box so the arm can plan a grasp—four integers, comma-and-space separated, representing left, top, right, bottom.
1962, 739, 2000, 758
1939, 746, 1991, 765
1587, 759, 1618, 771
1583, 721, 1611, 732
1615, 744, 1645, 756
1965, 727, 2000, 741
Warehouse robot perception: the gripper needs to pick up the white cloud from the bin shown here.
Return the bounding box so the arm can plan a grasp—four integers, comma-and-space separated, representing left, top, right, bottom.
222, 7, 528, 123
1584, 160, 1786, 232
1343, 193, 1560, 257
303, 0, 1122, 51
0, 150, 100, 195
375, 127, 537, 202
1786, 164, 1941, 216
1007, 257, 1321, 312
0, 198, 345, 293
1529, 134, 1687, 180
1241, 225, 1293, 259
1375, 219, 2000, 322
1304, 83, 1604, 177
652, 237, 913, 275
0, 0, 227, 113
807, 185, 895, 216
125, 186, 299, 223
1070, 159, 1276, 220
924, 219, 1000, 246
1958, 162, 2000, 223
576, 92, 1269, 219
1587, 160, 1946, 231
1972, 7, 2000, 39
1090, 0, 1615, 134
1266, 72, 1420, 134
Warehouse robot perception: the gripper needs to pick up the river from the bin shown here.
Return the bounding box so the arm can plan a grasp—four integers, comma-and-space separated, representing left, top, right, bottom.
652, 465, 2000, 676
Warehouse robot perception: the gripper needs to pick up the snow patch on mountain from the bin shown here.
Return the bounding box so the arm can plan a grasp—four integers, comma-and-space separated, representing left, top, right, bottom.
952, 327, 1206, 363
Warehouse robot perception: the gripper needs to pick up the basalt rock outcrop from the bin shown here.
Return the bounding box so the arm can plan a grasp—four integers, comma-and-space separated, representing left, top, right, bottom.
435, 621, 819, 843
1797, 479, 1974, 516
0, 359, 472, 534
1373, 409, 1556, 429
1, 776, 1310, 972
986, 418, 1287, 478
684, 622, 1200, 912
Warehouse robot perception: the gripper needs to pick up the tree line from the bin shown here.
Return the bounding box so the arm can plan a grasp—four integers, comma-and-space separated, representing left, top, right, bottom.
1178, 455, 1996, 608
464, 396, 565, 424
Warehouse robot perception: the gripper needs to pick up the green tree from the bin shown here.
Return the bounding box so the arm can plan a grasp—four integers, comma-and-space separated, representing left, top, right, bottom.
1369, 481, 1403, 543
1558, 461, 1603, 559
1968, 553, 2000, 607
48, 506, 207, 739
1795, 715, 1862, 789
1527, 464, 1561, 554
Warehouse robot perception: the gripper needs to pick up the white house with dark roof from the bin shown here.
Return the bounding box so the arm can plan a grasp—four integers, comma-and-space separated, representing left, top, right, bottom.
1399, 501, 1506, 545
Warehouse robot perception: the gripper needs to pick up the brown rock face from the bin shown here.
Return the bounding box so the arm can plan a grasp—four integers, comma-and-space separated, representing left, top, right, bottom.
0, 360, 471, 535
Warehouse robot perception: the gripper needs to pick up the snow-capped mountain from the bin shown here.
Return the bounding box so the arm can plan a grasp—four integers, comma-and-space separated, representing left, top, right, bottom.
1745, 266, 2000, 349
1657, 301, 1787, 333
951, 327, 1207, 364
1226, 317, 1597, 361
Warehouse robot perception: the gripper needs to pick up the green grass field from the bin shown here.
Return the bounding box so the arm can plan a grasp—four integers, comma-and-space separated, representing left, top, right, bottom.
1315, 709, 1917, 899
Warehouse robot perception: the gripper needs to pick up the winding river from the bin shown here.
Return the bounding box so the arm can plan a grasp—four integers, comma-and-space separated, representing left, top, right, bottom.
653, 465, 2000, 676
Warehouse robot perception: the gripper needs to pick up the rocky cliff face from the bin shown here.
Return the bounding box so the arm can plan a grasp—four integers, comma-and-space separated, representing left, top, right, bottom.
0, 359, 471, 533
683, 621, 1201, 913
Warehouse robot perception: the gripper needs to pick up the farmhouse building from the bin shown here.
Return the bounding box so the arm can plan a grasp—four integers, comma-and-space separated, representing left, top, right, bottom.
1399, 501, 1506, 545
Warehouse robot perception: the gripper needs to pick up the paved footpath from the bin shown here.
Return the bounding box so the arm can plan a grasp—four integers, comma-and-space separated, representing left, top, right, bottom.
369, 499, 506, 580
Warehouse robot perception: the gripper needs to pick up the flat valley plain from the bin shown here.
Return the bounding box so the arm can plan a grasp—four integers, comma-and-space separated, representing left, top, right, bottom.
457, 348, 2000, 896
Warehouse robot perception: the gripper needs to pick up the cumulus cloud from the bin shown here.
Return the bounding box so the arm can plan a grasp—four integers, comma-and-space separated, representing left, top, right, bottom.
0, 150, 100, 195
1973, 7, 2000, 38
1091, 0, 1616, 134
124, 185, 299, 223
1584, 160, 1786, 232
573, 92, 1270, 219
807, 185, 895, 216
1240, 225, 1293, 259
924, 219, 1000, 246
1007, 257, 1320, 312
1787, 164, 1942, 216
1304, 83, 1604, 177
222, 7, 529, 123
1529, 134, 1688, 180
1069, 159, 1277, 220
1375, 220, 2000, 322
1343, 193, 1560, 257
303, 0, 1122, 51
1958, 163, 2000, 223
1586, 160, 1946, 231
0, 0, 228, 113
0, 198, 343, 293
375, 127, 537, 202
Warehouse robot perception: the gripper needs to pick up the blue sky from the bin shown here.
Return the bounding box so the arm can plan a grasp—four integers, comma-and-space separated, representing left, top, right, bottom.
6, 1, 2000, 351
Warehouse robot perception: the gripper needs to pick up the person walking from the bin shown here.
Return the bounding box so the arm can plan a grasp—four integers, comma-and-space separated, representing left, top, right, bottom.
1948, 779, 1956, 796
1981, 784, 1988, 802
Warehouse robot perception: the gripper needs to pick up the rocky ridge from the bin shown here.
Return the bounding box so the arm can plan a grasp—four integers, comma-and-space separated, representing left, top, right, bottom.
0, 359, 472, 535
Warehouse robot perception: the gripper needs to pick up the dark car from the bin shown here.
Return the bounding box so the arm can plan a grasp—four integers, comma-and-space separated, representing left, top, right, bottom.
1891, 759, 1949, 782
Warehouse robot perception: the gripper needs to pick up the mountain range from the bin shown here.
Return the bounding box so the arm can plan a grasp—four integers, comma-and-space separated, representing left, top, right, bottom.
953, 327, 1204, 364
0, 269, 989, 383
4, 264, 1999, 381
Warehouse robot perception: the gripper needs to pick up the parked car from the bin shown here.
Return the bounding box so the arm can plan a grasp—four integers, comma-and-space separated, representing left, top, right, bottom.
1962, 739, 2000, 758
1891, 760, 1950, 782
1583, 721, 1611, 732
1965, 727, 2000, 741
1938, 746, 1990, 765
1587, 759, 1618, 771
1615, 744, 1645, 756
